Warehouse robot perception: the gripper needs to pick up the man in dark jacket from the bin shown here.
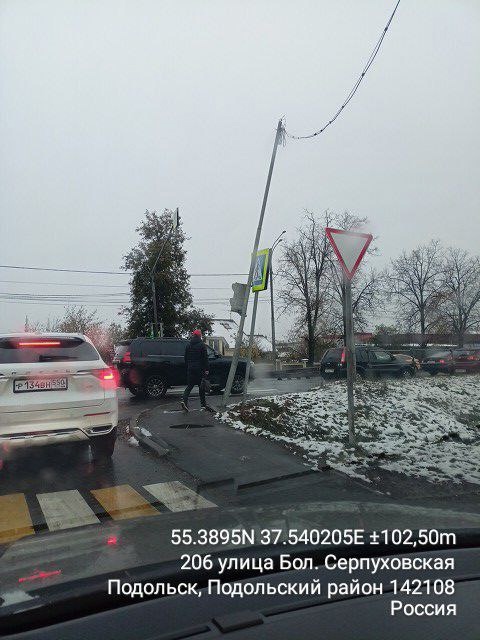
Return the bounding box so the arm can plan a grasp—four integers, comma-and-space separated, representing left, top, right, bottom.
181, 330, 214, 412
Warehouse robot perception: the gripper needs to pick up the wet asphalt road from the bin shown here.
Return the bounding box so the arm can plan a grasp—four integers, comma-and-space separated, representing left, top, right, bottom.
0, 377, 327, 542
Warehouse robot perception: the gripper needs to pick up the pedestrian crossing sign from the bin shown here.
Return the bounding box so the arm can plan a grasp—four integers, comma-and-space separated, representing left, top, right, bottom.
252, 248, 270, 292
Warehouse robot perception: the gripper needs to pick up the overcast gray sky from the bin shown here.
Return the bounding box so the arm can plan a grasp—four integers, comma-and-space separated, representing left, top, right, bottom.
1, 0, 479, 338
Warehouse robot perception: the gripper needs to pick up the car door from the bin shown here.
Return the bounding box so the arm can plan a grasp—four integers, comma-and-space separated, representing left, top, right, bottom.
167, 340, 188, 385
355, 347, 368, 374
205, 346, 223, 386
369, 349, 397, 375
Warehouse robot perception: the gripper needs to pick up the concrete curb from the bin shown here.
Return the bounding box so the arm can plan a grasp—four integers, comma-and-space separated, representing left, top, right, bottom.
130, 408, 170, 457
129, 407, 318, 490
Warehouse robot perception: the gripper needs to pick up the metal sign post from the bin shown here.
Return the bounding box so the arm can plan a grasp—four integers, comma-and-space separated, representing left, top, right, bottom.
325, 228, 373, 447
343, 275, 356, 445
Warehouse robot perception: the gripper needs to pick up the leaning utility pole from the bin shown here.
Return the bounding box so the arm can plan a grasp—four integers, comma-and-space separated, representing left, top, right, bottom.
222, 119, 284, 407
242, 291, 259, 400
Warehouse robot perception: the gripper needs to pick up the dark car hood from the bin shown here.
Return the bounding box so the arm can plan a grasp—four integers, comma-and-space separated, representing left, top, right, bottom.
1, 499, 479, 610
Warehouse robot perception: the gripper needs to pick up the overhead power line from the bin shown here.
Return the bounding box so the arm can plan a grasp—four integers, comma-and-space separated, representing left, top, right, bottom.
0, 264, 129, 275
0, 279, 233, 290
0, 299, 124, 307
0, 265, 247, 277
0, 279, 129, 288
285, 0, 401, 140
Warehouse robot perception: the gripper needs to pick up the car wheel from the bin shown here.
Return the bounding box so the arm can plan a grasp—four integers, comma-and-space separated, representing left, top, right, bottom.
430, 370, 438, 376
91, 427, 117, 461
401, 367, 415, 378
145, 375, 168, 399
448, 368, 455, 375
127, 385, 145, 397
231, 375, 245, 395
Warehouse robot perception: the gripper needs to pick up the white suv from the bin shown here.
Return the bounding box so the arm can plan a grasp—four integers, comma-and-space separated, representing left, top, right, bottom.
0, 333, 118, 460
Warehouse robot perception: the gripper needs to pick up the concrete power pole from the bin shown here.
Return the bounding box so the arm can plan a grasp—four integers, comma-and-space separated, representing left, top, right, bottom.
242, 291, 259, 400
222, 119, 284, 407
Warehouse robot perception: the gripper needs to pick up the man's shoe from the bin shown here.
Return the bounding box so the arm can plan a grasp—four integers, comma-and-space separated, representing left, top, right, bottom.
181, 401, 189, 412
201, 405, 216, 414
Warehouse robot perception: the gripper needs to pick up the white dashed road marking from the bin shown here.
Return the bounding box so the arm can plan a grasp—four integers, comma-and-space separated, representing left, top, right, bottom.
144, 481, 216, 512
37, 490, 100, 531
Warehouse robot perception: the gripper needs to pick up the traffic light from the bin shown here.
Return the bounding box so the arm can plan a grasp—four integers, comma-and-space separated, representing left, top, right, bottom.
230, 283, 248, 315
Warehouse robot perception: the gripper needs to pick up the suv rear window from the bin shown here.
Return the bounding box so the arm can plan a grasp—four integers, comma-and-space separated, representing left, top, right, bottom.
131, 339, 187, 357
0, 337, 100, 363
114, 343, 130, 360
322, 348, 343, 362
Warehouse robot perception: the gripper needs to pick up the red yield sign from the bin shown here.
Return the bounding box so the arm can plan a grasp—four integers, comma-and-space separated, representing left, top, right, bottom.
325, 228, 373, 280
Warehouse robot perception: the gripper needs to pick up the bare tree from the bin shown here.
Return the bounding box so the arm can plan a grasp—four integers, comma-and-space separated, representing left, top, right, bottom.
329, 266, 385, 336
388, 241, 444, 347
27, 306, 127, 363
278, 210, 378, 364
437, 248, 480, 347
277, 211, 333, 365
55, 306, 102, 334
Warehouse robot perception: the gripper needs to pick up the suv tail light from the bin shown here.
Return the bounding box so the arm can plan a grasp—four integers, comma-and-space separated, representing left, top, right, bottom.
340, 349, 346, 364
17, 341, 61, 348
122, 351, 131, 363
91, 368, 117, 389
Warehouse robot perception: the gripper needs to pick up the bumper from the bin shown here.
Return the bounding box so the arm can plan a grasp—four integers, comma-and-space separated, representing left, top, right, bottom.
421, 364, 453, 374
454, 363, 480, 372
320, 368, 344, 378
0, 398, 118, 451
0, 424, 116, 454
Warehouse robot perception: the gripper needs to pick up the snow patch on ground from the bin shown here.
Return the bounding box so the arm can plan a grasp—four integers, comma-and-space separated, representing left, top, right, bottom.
221, 376, 480, 485
127, 435, 140, 447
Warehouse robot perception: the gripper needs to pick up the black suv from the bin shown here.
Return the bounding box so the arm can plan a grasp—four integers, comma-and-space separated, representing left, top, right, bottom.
420, 349, 455, 376
320, 346, 416, 379
114, 337, 251, 399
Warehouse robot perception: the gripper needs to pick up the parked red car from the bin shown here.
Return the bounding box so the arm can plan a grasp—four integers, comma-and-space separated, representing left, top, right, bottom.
453, 348, 480, 373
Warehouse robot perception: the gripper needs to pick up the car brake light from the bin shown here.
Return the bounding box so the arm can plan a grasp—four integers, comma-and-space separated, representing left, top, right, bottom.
122, 351, 131, 363
439, 359, 445, 364
340, 349, 346, 364
92, 368, 117, 389
17, 341, 61, 348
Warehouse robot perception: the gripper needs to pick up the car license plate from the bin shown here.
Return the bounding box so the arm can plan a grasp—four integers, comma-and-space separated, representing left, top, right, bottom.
13, 377, 68, 393
324, 368, 335, 373
455, 368, 466, 373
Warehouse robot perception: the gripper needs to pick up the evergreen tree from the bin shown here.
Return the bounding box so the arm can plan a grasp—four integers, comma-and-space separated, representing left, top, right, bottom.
122, 209, 213, 337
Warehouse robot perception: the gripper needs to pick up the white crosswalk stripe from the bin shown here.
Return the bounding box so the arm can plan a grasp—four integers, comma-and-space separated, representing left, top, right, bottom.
144, 481, 216, 512
0, 481, 218, 540
37, 490, 100, 531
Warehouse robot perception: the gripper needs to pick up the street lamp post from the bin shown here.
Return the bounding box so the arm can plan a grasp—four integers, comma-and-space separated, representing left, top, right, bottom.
269, 230, 286, 371
150, 208, 179, 337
